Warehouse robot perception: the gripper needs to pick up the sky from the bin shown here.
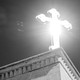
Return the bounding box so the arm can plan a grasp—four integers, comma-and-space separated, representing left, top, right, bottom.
0, 0, 80, 72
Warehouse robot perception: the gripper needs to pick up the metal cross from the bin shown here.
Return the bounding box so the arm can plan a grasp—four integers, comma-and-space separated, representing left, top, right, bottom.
36, 8, 72, 50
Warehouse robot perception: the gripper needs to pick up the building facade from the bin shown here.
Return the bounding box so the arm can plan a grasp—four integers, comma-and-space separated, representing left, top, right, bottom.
0, 48, 80, 80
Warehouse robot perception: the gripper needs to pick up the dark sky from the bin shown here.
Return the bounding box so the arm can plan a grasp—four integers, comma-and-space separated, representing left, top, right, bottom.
0, 0, 80, 72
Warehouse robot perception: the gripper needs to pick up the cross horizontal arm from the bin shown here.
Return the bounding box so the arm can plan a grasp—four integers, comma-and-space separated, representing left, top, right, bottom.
36, 14, 51, 23
61, 20, 72, 30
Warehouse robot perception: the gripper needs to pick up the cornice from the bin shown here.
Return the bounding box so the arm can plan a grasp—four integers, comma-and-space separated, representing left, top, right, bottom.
0, 48, 79, 80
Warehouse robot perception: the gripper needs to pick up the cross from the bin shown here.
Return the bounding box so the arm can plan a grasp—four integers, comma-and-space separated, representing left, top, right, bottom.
36, 8, 72, 50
